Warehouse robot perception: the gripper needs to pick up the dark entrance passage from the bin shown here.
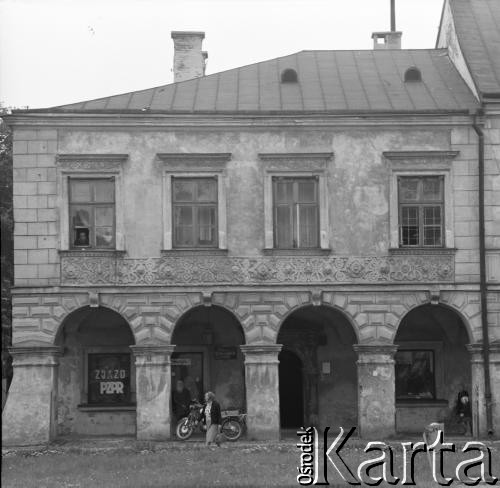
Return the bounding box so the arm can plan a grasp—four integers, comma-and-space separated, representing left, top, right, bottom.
279, 350, 304, 428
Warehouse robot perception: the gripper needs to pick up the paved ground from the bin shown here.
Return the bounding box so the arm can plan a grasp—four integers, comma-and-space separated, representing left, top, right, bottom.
2, 436, 499, 487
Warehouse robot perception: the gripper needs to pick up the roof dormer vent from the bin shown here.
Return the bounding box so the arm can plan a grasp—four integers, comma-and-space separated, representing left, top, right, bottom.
281, 69, 298, 83
404, 67, 422, 82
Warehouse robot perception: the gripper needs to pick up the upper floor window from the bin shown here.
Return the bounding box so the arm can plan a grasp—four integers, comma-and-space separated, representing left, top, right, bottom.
173, 177, 218, 248
69, 178, 115, 249
398, 176, 444, 247
273, 177, 319, 249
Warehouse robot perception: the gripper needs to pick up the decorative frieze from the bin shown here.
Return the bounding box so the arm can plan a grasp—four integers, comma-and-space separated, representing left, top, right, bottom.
56, 154, 128, 172
61, 253, 455, 286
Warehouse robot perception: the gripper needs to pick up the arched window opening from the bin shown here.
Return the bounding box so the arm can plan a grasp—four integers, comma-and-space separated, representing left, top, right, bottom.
281, 68, 298, 83
404, 67, 422, 82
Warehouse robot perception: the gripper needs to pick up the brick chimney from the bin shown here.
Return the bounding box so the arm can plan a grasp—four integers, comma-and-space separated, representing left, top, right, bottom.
371, 31, 402, 49
171, 31, 207, 83
371, 0, 401, 49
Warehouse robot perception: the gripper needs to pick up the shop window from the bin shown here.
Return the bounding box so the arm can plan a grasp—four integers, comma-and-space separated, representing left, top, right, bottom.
172, 177, 218, 248
69, 178, 115, 249
398, 176, 444, 247
273, 176, 319, 249
87, 352, 131, 405
395, 350, 436, 400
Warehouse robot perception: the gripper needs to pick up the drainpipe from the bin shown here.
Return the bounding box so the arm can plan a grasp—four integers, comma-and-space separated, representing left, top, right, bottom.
472, 110, 493, 436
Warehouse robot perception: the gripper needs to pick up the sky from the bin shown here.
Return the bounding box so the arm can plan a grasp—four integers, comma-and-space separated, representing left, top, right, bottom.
0, 0, 444, 109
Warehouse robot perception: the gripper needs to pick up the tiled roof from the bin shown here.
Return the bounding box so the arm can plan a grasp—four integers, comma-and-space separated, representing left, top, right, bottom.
42, 49, 478, 114
449, 0, 500, 95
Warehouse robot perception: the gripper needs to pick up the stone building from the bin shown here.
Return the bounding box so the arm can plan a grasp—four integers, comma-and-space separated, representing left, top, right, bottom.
2, 0, 499, 445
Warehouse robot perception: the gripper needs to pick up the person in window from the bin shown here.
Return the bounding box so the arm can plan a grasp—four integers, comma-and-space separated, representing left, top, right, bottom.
456, 389, 472, 436
172, 380, 192, 421
201, 391, 222, 447
74, 229, 89, 246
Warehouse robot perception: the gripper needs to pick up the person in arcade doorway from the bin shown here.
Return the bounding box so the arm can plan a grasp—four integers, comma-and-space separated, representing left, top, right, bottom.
201, 391, 222, 447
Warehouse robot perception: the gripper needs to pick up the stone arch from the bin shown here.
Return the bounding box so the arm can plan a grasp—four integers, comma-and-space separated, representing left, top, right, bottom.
393, 300, 474, 434
393, 298, 476, 344
54, 304, 136, 346
171, 304, 246, 410
275, 301, 359, 344
171, 304, 246, 344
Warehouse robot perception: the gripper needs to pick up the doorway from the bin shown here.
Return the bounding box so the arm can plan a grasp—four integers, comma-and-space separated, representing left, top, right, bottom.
279, 349, 304, 428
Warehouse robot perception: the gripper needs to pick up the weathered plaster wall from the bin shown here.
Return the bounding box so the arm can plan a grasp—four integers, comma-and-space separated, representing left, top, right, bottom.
55, 128, 450, 258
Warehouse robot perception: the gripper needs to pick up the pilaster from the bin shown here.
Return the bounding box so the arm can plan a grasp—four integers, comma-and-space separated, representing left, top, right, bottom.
2, 346, 62, 446
131, 345, 176, 441
468, 342, 500, 437
240, 344, 282, 440
354, 343, 398, 439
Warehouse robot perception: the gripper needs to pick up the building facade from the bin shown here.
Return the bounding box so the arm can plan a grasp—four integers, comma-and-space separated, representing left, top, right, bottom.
3, 0, 500, 445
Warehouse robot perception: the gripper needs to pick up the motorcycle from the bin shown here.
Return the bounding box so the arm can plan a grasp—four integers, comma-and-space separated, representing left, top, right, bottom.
175, 401, 246, 441
220, 409, 246, 441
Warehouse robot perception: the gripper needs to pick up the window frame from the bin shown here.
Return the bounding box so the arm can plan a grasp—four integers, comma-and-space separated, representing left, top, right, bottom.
81, 346, 136, 408
260, 153, 332, 251
159, 153, 231, 251
385, 151, 457, 250
397, 175, 445, 248
68, 177, 116, 250
57, 154, 127, 252
395, 342, 444, 402
172, 176, 219, 248
272, 176, 320, 249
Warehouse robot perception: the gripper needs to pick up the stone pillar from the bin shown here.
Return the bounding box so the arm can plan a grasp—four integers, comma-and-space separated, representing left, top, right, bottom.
354, 343, 398, 439
2, 346, 62, 446
241, 344, 282, 440
467, 344, 487, 437
490, 343, 500, 437
131, 345, 175, 441
468, 342, 500, 437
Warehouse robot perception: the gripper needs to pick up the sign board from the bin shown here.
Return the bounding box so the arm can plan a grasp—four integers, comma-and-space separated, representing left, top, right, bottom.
171, 358, 192, 366
88, 353, 130, 404
214, 346, 237, 360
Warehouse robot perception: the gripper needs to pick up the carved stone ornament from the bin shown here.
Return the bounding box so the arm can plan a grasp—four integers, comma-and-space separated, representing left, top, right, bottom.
61, 254, 455, 286
57, 154, 128, 172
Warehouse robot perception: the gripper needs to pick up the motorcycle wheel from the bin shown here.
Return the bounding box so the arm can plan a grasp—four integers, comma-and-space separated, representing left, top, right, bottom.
176, 418, 194, 440
221, 418, 243, 441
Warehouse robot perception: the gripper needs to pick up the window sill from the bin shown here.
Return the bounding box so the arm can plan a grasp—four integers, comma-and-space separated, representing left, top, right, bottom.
396, 399, 448, 407
263, 248, 332, 256
77, 404, 136, 412
60, 250, 127, 257
161, 248, 228, 257
389, 247, 457, 256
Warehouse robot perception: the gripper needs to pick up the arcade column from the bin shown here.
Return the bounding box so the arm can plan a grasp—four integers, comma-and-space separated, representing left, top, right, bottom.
2, 346, 62, 446
467, 342, 500, 437
240, 344, 282, 440
131, 345, 175, 441
354, 343, 398, 439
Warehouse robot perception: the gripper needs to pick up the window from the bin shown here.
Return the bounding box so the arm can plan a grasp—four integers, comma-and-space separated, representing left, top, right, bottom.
395, 350, 436, 400
172, 177, 218, 248
404, 67, 422, 82
87, 353, 131, 405
398, 176, 444, 247
281, 68, 298, 83
273, 177, 319, 248
69, 178, 115, 249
